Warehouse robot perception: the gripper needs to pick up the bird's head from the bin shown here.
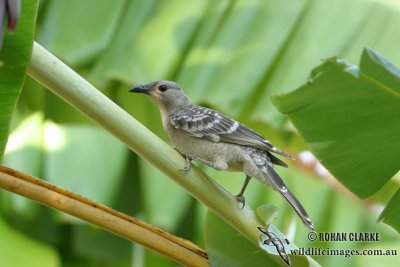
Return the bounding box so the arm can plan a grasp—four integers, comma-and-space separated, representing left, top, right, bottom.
130, 80, 191, 112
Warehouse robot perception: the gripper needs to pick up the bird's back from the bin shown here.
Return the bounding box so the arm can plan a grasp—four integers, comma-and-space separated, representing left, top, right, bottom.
169, 105, 293, 160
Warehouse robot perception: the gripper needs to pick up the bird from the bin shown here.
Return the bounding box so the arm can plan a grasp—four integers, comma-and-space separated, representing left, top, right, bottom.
129, 80, 314, 231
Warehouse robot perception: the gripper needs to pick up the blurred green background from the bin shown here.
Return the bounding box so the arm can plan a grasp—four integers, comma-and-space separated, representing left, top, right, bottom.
1, 0, 399, 266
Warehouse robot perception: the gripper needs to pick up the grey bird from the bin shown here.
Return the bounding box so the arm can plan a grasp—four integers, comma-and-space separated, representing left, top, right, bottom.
130, 80, 314, 231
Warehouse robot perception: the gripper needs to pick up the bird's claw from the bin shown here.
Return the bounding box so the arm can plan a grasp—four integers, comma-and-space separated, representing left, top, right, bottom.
235, 195, 246, 209
179, 155, 192, 173
179, 165, 191, 173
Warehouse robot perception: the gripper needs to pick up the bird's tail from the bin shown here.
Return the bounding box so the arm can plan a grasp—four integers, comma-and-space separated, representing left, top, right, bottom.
263, 163, 314, 231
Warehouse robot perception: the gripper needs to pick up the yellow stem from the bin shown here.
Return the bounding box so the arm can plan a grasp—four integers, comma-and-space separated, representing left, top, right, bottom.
0, 165, 209, 267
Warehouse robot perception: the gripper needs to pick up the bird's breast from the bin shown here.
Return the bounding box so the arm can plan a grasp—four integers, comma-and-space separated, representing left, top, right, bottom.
165, 125, 245, 171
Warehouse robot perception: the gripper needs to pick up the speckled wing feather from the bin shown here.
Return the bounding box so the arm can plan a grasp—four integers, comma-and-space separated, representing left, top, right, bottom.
169, 105, 293, 159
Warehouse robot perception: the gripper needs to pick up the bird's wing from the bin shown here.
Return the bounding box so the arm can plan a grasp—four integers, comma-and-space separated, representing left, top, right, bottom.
169, 105, 292, 159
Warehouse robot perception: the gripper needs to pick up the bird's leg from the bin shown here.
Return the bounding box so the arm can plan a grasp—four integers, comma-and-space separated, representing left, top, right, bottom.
179, 155, 192, 172
235, 175, 251, 209
174, 148, 192, 172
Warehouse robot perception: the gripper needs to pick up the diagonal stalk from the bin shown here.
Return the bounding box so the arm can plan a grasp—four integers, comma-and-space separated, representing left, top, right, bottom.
0, 165, 208, 266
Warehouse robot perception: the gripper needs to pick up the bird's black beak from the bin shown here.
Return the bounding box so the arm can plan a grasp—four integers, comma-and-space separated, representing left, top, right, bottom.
129, 84, 151, 94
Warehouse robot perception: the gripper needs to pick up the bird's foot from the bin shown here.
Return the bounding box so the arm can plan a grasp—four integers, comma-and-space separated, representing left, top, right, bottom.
235, 194, 246, 209
234, 175, 251, 209
179, 155, 192, 173
179, 165, 191, 173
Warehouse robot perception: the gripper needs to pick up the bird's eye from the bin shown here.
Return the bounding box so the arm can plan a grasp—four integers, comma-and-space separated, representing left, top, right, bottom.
158, 85, 168, 92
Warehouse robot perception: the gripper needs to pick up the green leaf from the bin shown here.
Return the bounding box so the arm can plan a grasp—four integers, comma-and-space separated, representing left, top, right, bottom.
178, 0, 308, 116
251, 0, 400, 127
0, 0, 38, 161
3, 119, 128, 219
0, 217, 59, 267
3, 113, 43, 177
44, 124, 128, 210
89, 0, 210, 86
378, 189, 400, 233
256, 204, 280, 226
2, 113, 43, 218
140, 160, 191, 230
37, 0, 125, 66
273, 48, 400, 198
72, 225, 131, 262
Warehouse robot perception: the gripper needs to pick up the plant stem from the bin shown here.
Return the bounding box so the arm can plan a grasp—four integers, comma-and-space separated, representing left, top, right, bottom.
0, 165, 208, 267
